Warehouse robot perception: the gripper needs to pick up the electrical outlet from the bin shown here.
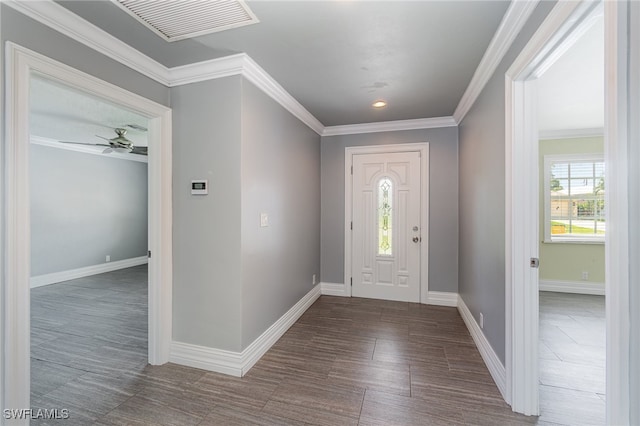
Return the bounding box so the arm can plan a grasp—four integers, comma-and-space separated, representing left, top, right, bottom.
260, 213, 269, 227
106, 255, 111, 262
480, 313, 484, 329
312, 274, 316, 285
581, 271, 589, 281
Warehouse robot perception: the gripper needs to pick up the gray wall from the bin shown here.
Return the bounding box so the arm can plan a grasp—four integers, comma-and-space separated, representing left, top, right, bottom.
457, 1, 556, 363
171, 76, 243, 352
240, 78, 321, 349
30, 145, 148, 276
321, 127, 459, 293
171, 76, 322, 352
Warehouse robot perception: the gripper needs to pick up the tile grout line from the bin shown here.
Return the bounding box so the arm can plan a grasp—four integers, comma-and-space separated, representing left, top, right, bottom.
358, 388, 367, 424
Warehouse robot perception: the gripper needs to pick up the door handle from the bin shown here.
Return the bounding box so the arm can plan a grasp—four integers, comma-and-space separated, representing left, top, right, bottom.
412, 236, 420, 243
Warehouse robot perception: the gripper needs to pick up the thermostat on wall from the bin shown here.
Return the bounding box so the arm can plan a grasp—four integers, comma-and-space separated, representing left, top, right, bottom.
191, 180, 208, 195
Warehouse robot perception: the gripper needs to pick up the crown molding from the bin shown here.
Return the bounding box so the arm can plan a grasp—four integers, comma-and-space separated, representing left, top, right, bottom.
240, 55, 325, 135
5, 0, 324, 134
3, 0, 171, 85
168, 54, 247, 86
322, 116, 457, 137
538, 127, 604, 140
168, 54, 324, 134
31, 135, 148, 163
453, 0, 540, 124
6, 0, 462, 138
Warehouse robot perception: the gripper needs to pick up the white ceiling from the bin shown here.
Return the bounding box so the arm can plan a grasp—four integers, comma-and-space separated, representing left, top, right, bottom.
30, 1, 604, 147
30, 75, 149, 147
55, 0, 510, 126
538, 15, 604, 134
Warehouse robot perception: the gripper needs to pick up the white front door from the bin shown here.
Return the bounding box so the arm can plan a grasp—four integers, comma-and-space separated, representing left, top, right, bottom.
351, 151, 422, 302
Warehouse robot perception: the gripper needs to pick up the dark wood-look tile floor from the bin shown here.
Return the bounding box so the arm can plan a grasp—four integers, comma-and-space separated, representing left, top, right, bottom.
538, 291, 605, 425
32, 268, 575, 425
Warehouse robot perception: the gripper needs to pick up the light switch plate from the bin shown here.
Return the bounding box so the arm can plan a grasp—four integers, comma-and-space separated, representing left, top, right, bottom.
260, 213, 269, 227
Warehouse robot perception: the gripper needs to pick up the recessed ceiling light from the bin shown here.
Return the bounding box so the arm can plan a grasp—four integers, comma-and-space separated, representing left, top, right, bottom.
372, 100, 387, 108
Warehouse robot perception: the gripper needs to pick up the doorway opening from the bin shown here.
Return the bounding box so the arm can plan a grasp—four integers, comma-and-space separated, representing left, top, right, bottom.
29, 74, 151, 415
535, 10, 606, 424
3, 43, 173, 412
504, 0, 631, 422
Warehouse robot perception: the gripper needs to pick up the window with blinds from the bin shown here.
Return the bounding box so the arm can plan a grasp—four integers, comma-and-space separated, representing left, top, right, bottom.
544, 154, 605, 243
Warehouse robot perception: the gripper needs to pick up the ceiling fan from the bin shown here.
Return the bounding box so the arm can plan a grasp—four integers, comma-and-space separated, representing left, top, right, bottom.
60, 127, 148, 155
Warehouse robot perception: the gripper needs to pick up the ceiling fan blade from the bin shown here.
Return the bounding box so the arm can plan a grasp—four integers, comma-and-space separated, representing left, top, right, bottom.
60, 141, 110, 147
95, 135, 111, 142
102, 147, 113, 154
130, 146, 148, 156
124, 124, 148, 132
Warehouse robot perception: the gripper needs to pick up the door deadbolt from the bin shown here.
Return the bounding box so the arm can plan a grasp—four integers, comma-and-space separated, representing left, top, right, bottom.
413, 226, 419, 231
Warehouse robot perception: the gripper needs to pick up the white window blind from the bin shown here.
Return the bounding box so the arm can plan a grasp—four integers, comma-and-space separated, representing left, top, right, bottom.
544, 154, 605, 243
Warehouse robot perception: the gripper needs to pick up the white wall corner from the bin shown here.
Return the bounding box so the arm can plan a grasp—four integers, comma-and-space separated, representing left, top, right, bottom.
170, 283, 321, 377
457, 296, 507, 400
320, 282, 349, 297
453, 0, 540, 124
30, 256, 149, 288
539, 280, 605, 296
425, 291, 459, 307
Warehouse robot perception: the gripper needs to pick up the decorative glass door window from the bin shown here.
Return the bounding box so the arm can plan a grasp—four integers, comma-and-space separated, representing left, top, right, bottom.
378, 178, 393, 255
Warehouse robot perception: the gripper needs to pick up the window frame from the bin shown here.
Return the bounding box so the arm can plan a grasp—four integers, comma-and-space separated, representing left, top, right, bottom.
543, 153, 605, 244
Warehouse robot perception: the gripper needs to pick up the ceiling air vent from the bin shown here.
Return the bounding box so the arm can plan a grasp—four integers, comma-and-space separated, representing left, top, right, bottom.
113, 0, 259, 42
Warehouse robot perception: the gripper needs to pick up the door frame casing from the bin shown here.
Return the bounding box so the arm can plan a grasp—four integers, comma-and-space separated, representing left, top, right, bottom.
504, 0, 628, 421
3, 43, 173, 414
344, 143, 429, 303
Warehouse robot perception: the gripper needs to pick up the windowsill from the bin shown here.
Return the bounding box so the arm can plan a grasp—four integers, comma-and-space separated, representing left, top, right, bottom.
543, 238, 605, 245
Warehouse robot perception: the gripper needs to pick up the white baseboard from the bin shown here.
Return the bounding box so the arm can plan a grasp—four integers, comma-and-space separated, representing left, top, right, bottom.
30, 256, 149, 288
170, 283, 321, 377
169, 341, 244, 377
539, 279, 605, 295
426, 291, 459, 307
320, 282, 348, 297
457, 297, 507, 400
319, 285, 458, 305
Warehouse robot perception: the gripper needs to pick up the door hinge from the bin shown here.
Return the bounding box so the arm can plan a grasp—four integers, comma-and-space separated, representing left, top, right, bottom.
148, 250, 151, 258
350, 277, 353, 287
530, 257, 539, 268
351, 165, 353, 175
350, 221, 353, 230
